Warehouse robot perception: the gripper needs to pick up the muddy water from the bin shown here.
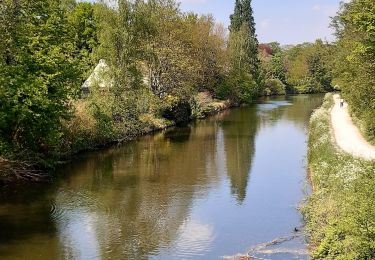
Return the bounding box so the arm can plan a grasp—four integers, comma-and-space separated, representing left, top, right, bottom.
0, 95, 323, 259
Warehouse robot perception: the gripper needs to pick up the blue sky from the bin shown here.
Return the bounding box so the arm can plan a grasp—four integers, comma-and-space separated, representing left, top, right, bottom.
85, 0, 345, 45
178, 0, 345, 44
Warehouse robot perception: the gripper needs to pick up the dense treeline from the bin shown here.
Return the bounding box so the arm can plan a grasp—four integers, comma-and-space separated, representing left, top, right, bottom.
0, 0, 262, 166
332, 0, 375, 142
259, 40, 334, 95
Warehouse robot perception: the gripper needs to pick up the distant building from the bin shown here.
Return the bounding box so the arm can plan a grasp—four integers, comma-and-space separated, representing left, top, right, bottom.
81, 59, 112, 97
81, 59, 151, 98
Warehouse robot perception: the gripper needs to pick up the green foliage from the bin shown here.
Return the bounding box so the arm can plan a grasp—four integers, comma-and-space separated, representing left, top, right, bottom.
331, 0, 375, 142
229, 24, 259, 77
162, 100, 192, 124
139, 0, 199, 100
61, 0, 231, 154
282, 41, 333, 93
87, 0, 147, 143
67, 2, 99, 81
260, 49, 287, 85
304, 94, 375, 259
259, 40, 333, 95
183, 14, 227, 92
227, 0, 260, 101
263, 78, 286, 96
306, 40, 333, 92
268, 42, 282, 54
229, 0, 243, 32
215, 81, 233, 100
268, 53, 287, 83
1, 0, 258, 168
242, 0, 256, 37
0, 0, 80, 163
226, 71, 258, 103
0, 0, 234, 167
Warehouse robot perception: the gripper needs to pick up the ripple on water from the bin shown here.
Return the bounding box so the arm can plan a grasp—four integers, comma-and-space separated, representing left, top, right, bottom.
50, 189, 112, 222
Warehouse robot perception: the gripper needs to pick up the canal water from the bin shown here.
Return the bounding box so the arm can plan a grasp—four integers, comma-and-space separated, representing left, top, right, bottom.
0, 95, 323, 259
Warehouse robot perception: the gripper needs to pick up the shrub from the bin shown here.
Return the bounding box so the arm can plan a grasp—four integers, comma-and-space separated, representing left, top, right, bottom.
227, 72, 259, 103
263, 78, 286, 95
162, 100, 192, 124
215, 81, 232, 100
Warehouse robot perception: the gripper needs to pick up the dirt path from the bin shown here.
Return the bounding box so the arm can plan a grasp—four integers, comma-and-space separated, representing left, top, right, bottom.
331, 94, 375, 161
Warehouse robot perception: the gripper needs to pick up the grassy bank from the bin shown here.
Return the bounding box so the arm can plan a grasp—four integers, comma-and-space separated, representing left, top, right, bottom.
61, 92, 233, 156
0, 92, 232, 185
303, 93, 375, 259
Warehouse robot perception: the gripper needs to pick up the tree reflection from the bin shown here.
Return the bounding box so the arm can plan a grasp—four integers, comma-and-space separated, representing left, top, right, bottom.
220, 107, 259, 203
0, 95, 323, 259
51, 121, 222, 259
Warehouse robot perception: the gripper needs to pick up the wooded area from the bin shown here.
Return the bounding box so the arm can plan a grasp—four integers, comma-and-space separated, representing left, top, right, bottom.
0, 0, 373, 167
0, 0, 260, 166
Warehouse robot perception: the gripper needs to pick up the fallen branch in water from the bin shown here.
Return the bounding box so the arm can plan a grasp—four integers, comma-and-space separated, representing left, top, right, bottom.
0, 158, 48, 184
223, 232, 306, 260
247, 233, 303, 256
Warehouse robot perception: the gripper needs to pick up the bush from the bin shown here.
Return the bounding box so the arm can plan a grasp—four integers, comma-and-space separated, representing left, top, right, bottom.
227, 72, 259, 103
214, 81, 232, 100
162, 100, 192, 124
290, 79, 324, 94
263, 78, 286, 95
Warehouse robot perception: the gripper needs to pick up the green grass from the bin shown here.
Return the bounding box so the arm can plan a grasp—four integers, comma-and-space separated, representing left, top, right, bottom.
303, 93, 375, 259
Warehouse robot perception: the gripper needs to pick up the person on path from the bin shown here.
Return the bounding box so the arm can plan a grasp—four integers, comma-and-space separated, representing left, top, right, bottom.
340, 98, 344, 108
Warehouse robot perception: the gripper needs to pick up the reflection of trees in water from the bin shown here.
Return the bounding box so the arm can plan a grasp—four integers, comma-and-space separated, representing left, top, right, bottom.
220, 107, 259, 203
218, 94, 322, 203
283, 94, 324, 125
0, 95, 324, 259
257, 94, 324, 130
0, 188, 60, 259
51, 121, 223, 259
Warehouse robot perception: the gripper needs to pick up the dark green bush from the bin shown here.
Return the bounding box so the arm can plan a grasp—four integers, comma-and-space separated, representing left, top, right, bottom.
162, 100, 192, 124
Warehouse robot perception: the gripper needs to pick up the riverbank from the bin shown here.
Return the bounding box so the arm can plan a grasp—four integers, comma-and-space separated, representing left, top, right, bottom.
0, 92, 234, 186
303, 93, 375, 259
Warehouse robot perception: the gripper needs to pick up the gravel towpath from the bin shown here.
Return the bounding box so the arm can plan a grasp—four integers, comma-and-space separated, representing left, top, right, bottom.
331, 94, 375, 161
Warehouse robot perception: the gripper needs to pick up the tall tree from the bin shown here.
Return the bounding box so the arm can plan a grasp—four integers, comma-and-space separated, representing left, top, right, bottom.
229, 0, 242, 32
227, 0, 260, 101
242, 0, 256, 36
242, 0, 259, 75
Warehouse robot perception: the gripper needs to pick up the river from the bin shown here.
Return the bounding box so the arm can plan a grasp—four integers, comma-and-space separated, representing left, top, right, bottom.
0, 94, 323, 259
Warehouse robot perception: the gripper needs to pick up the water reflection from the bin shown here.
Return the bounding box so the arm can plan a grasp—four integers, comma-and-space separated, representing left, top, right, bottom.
0, 95, 324, 259
220, 107, 258, 203
258, 94, 323, 130
50, 119, 225, 259
0, 187, 60, 259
